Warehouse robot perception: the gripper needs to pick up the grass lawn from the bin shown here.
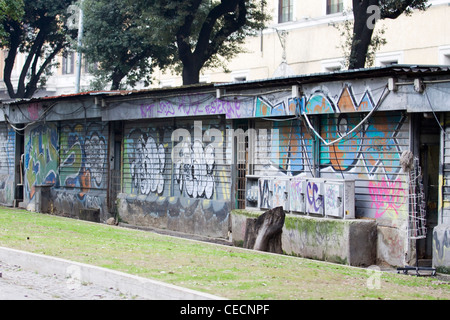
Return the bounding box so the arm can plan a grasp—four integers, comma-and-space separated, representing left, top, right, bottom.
0, 207, 448, 300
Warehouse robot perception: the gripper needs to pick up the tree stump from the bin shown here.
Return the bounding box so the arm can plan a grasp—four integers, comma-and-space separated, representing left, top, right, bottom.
243, 206, 285, 254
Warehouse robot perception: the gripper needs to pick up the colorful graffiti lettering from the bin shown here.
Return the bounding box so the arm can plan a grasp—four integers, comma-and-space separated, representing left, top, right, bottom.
25, 124, 59, 200
254, 97, 302, 117
304, 85, 375, 115
274, 121, 313, 176
320, 114, 362, 172
59, 123, 108, 194
361, 116, 405, 180
317, 85, 406, 180
368, 178, 407, 218
304, 92, 335, 114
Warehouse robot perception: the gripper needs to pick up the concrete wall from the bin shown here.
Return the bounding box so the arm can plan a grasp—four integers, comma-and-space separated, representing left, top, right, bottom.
231, 209, 377, 267
117, 194, 230, 238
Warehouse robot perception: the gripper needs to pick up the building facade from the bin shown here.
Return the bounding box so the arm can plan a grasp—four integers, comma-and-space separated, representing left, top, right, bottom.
1, 65, 450, 272
1, 0, 449, 97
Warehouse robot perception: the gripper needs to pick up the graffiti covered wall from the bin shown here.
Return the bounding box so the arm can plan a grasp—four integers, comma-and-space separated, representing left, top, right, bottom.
247, 84, 410, 223
120, 117, 232, 238
239, 82, 410, 265
55, 121, 109, 218
24, 121, 109, 218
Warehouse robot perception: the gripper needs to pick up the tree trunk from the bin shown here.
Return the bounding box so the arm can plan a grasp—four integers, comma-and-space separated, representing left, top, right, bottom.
243, 206, 285, 254
348, 0, 377, 70
110, 69, 126, 90
182, 61, 201, 86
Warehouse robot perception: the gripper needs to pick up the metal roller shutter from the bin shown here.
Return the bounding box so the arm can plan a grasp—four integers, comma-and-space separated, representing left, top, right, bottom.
442, 113, 450, 222
320, 111, 410, 219
123, 117, 231, 201
174, 117, 230, 201
254, 118, 314, 177
123, 119, 173, 197
59, 120, 109, 191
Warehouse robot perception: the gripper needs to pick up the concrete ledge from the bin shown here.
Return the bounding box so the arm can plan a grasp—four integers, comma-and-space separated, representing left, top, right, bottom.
231, 210, 377, 267
0, 247, 224, 300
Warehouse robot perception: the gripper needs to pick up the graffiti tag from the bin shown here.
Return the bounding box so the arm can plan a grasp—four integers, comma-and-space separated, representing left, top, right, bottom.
368, 178, 406, 218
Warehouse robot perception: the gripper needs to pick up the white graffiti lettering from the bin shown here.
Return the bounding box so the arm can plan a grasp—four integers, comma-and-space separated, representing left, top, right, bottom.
131, 135, 166, 195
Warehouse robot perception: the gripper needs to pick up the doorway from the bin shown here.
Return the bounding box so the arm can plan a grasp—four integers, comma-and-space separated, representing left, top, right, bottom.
108, 121, 123, 216
417, 114, 440, 260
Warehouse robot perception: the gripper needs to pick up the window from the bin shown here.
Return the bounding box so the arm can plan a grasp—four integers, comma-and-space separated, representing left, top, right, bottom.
326, 0, 343, 15
375, 52, 403, 67
439, 46, 450, 65
231, 70, 249, 83
62, 52, 75, 75
278, 0, 294, 23
322, 58, 345, 72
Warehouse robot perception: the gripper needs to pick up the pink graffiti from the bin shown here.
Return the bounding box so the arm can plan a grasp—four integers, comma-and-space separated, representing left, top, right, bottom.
368, 178, 407, 218
28, 103, 40, 121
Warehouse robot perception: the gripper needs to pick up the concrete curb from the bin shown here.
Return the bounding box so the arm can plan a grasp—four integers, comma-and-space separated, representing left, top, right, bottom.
0, 246, 225, 300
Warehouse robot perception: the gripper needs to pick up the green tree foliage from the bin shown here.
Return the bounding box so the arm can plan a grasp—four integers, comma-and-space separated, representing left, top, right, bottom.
0, 0, 24, 43
82, 0, 176, 90
1, 0, 78, 99
83, 0, 269, 88
349, 0, 429, 70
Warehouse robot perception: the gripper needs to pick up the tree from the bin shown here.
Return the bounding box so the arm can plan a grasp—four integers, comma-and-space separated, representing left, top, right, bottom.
155, 0, 269, 85
82, 0, 176, 90
1, 0, 78, 99
83, 0, 269, 88
349, 0, 429, 70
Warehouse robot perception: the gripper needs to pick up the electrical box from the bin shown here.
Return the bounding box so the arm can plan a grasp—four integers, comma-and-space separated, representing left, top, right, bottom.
324, 179, 355, 219
249, 175, 355, 220
257, 177, 289, 210
245, 176, 260, 209
289, 177, 306, 214
306, 179, 324, 216
258, 177, 273, 209
272, 178, 289, 210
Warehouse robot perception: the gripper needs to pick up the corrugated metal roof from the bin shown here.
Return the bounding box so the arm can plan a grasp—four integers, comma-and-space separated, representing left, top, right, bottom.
2, 90, 124, 106
215, 64, 450, 88
4, 64, 450, 105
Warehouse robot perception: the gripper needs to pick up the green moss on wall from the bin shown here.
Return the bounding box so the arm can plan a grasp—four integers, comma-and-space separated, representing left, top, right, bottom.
232, 209, 351, 240
231, 209, 263, 220
284, 214, 347, 237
